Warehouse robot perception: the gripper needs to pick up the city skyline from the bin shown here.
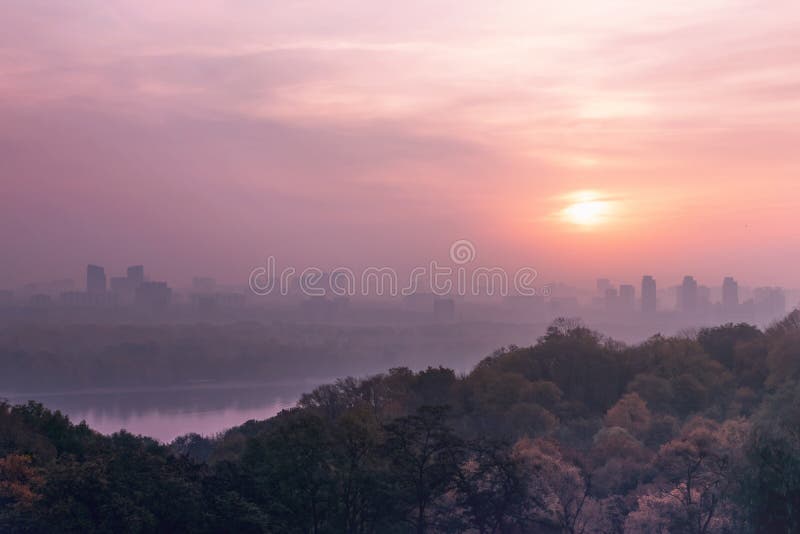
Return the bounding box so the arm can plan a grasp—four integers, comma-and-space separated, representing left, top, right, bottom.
4, 262, 795, 313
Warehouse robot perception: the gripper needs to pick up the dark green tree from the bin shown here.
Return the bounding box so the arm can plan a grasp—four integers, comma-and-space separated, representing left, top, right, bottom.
383, 406, 463, 534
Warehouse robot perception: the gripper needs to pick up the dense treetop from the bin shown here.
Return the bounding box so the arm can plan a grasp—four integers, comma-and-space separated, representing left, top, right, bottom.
2, 311, 800, 532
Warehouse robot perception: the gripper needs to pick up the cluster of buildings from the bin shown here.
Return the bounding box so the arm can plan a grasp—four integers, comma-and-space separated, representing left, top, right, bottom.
61, 265, 172, 311
0, 265, 174, 312
597, 275, 788, 323
1, 265, 263, 314
0, 265, 795, 328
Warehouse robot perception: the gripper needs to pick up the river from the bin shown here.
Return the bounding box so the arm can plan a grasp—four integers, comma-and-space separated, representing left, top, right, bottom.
1, 380, 325, 442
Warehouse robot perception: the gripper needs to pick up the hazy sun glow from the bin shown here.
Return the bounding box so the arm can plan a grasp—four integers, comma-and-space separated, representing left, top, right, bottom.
560, 191, 615, 227
2, 2, 800, 287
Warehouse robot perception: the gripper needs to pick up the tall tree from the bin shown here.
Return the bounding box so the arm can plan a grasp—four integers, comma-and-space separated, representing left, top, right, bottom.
383, 406, 463, 534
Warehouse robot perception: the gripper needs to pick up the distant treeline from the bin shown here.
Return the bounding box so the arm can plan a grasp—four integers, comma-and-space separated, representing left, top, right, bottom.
2, 311, 800, 532
0, 322, 534, 392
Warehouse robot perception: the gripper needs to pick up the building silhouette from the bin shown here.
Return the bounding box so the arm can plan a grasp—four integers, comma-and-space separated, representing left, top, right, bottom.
127, 265, 145, 287
641, 275, 657, 313
105, 265, 146, 305
722, 277, 739, 314
679, 276, 698, 313
86, 265, 106, 294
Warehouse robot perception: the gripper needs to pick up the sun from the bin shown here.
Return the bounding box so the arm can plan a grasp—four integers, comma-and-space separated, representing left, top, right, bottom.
559, 191, 615, 227
563, 200, 609, 226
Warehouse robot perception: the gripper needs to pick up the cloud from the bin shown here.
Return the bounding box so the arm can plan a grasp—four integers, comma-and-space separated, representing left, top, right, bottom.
1, 0, 800, 286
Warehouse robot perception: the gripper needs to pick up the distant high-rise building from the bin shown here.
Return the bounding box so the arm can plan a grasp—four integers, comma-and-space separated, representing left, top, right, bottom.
642, 275, 657, 313
619, 284, 635, 311
722, 277, 739, 313
86, 264, 106, 294
127, 265, 144, 287
680, 276, 698, 313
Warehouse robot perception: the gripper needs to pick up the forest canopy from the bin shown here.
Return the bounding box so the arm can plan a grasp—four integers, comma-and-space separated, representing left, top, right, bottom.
2, 311, 800, 533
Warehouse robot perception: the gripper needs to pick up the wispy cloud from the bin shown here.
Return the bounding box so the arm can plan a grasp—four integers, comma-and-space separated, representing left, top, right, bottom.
1, 0, 800, 285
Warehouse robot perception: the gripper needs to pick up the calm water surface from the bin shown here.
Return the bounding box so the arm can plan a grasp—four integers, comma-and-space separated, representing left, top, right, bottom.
2, 381, 324, 442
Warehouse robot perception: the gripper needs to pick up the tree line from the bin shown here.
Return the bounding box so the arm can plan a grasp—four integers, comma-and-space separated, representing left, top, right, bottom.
2, 311, 800, 532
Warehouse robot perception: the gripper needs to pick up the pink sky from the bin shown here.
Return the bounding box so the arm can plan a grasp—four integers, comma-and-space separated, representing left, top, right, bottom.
2, 0, 800, 289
